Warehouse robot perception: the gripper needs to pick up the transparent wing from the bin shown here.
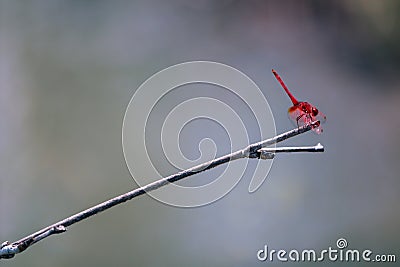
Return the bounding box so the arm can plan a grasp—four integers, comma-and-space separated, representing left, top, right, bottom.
287, 104, 326, 134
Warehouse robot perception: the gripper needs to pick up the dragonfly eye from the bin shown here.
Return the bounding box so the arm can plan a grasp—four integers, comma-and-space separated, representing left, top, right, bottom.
312, 107, 319, 116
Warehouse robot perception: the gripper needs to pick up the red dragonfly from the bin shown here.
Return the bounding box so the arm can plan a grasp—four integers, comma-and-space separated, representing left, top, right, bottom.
272, 69, 326, 134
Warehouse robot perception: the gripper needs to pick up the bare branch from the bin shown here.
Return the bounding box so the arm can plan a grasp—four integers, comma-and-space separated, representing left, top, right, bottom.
258, 143, 324, 159
0, 121, 322, 260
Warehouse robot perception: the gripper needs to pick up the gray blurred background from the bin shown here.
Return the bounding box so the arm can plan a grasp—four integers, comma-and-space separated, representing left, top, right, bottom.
1, 0, 399, 266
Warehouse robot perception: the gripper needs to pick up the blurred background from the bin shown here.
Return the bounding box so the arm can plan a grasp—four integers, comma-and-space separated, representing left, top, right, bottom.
1, 0, 399, 266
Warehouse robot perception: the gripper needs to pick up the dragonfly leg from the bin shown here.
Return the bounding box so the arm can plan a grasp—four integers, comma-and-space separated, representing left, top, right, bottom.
296, 114, 305, 127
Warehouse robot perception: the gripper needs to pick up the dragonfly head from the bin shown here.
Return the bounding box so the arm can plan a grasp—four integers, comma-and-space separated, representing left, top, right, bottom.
311, 106, 319, 117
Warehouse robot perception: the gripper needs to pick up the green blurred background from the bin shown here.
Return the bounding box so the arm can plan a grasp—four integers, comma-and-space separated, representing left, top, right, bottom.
1, 0, 399, 266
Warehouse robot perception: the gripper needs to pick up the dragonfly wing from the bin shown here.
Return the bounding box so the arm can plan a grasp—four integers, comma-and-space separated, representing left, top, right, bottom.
288, 105, 325, 134
287, 106, 311, 127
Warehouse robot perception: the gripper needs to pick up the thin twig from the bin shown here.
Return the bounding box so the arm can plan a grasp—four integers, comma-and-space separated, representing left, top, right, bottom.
0, 121, 321, 260
259, 143, 324, 153
257, 143, 324, 159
